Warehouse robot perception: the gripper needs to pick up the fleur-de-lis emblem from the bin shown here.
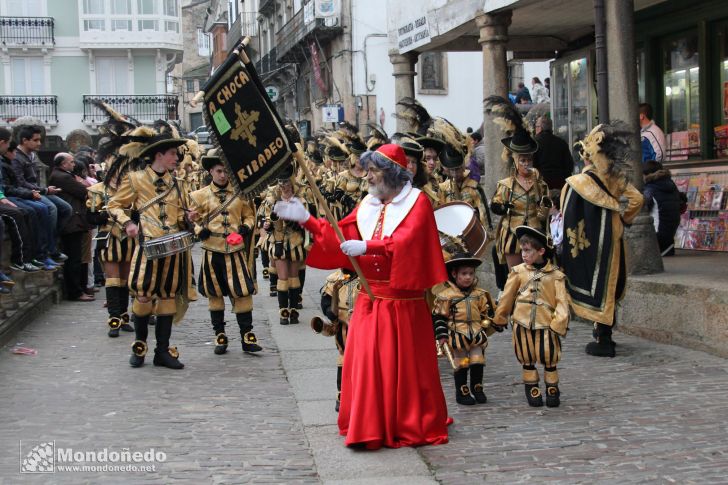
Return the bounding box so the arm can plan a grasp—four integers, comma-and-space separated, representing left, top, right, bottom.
230, 103, 260, 146
566, 219, 591, 258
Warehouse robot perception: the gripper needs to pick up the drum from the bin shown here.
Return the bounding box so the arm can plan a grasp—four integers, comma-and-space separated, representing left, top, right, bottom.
142, 231, 195, 260
434, 202, 488, 258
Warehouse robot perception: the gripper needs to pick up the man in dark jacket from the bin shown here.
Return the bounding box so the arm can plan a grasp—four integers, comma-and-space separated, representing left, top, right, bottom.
643, 161, 681, 257
48, 152, 92, 301
534, 116, 574, 190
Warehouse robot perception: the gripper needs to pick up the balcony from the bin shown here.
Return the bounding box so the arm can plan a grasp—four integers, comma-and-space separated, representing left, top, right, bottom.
78, 16, 182, 50
275, 8, 342, 64
82, 95, 179, 124
0, 17, 55, 48
259, 0, 276, 16
0, 96, 58, 125
226, 11, 259, 53
256, 47, 279, 76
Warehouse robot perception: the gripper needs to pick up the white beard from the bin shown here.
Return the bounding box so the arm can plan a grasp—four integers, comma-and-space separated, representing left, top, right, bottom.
368, 183, 396, 202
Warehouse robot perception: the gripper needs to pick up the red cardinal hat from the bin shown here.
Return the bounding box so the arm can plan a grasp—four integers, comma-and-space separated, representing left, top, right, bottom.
375, 143, 408, 170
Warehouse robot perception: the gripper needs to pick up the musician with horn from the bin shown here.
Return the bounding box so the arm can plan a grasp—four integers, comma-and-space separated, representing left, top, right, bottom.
310, 268, 360, 412
432, 250, 499, 406
189, 152, 262, 355
107, 132, 198, 369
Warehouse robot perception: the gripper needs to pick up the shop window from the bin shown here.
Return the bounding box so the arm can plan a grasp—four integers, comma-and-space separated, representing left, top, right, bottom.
662, 32, 700, 161
550, 55, 591, 171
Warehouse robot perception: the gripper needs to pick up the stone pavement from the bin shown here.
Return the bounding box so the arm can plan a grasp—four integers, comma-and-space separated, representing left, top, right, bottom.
1, 249, 728, 483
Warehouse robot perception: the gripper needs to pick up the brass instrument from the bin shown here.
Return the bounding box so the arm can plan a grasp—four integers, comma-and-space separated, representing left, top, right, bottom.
310, 275, 348, 335
436, 340, 457, 369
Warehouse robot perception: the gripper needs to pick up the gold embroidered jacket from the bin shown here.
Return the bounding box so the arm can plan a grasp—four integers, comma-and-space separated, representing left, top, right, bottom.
107, 166, 190, 240
86, 181, 129, 239
189, 182, 255, 254
493, 261, 570, 336
259, 185, 310, 250
432, 282, 496, 341
322, 270, 361, 325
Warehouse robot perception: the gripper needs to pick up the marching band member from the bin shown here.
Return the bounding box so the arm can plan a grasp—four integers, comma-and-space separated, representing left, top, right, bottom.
108, 133, 197, 370
189, 152, 261, 354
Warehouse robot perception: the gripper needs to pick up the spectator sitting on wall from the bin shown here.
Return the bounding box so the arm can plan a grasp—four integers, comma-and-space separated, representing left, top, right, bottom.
534, 116, 574, 190
643, 161, 681, 257
13, 125, 70, 263
514, 82, 532, 104
639, 103, 667, 163
1, 141, 60, 271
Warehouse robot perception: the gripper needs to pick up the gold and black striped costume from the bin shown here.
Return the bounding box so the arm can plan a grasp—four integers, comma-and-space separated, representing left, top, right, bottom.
189, 181, 257, 313
260, 185, 310, 262
333, 169, 368, 218
107, 166, 196, 317
316, 270, 360, 365
433, 282, 496, 369
494, 261, 569, 387
490, 173, 549, 263
87, 182, 137, 264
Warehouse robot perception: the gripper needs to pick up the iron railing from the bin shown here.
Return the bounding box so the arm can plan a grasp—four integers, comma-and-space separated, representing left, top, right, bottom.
0, 17, 54, 46
82, 95, 179, 123
275, 9, 341, 64
0, 96, 58, 124
227, 11, 258, 52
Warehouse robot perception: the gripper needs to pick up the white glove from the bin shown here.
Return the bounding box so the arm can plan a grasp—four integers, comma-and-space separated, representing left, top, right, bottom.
273, 198, 310, 223
340, 240, 367, 257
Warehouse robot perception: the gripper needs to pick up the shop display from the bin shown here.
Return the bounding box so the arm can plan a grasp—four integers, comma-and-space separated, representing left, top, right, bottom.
673, 170, 728, 251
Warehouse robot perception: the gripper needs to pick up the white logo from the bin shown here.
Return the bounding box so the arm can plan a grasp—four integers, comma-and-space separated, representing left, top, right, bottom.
20, 441, 55, 473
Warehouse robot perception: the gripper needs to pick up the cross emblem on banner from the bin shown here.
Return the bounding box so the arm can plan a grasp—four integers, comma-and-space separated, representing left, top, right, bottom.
566, 219, 591, 258
230, 103, 260, 147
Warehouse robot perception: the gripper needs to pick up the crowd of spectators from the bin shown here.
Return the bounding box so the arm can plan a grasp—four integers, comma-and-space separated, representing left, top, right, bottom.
0, 126, 101, 301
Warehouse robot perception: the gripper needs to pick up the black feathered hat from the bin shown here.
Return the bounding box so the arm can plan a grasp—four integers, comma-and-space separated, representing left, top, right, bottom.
501, 128, 539, 154
438, 144, 465, 169
137, 133, 187, 160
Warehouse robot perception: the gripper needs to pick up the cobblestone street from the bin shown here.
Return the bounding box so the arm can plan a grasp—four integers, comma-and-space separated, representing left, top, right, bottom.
1, 254, 728, 483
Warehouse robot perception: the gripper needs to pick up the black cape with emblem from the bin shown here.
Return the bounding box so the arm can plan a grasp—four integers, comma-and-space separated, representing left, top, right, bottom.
560, 171, 627, 325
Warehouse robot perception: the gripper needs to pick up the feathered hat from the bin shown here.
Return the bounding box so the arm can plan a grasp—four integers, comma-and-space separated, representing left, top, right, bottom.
484, 95, 539, 160
365, 121, 389, 150
104, 125, 157, 186
576, 121, 633, 181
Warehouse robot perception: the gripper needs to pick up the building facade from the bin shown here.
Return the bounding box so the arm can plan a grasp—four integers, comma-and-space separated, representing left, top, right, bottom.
0, 0, 183, 147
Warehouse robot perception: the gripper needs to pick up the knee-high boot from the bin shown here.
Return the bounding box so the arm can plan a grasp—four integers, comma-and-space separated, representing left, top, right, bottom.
469, 364, 487, 404
211, 310, 227, 355
153, 315, 183, 369
335, 366, 342, 412
129, 314, 149, 367
586, 322, 616, 357
236, 311, 261, 352
118, 286, 133, 332
455, 368, 475, 405
296, 267, 306, 309
105, 286, 122, 338
277, 279, 289, 325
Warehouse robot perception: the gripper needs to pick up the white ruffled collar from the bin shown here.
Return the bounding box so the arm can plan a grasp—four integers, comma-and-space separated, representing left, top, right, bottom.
356, 182, 420, 240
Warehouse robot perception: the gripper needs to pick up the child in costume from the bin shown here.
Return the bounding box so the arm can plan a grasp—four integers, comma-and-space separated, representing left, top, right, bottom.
493, 226, 570, 407
432, 252, 499, 405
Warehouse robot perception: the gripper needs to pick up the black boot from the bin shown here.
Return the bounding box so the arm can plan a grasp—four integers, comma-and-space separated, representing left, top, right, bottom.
288, 286, 300, 323
153, 315, 184, 369
335, 366, 342, 412
211, 310, 227, 355
269, 271, 278, 297
107, 316, 121, 338
129, 314, 149, 367
586, 323, 616, 357
119, 287, 134, 332
106, 286, 121, 337
525, 384, 543, 407
236, 312, 262, 352
455, 368, 476, 405
469, 364, 487, 404
545, 383, 560, 407
278, 290, 289, 325
261, 251, 270, 279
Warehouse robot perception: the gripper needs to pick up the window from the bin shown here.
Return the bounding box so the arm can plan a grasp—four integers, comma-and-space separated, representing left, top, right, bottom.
163, 0, 178, 16
138, 19, 159, 31
111, 20, 132, 31
11, 57, 44, 95
165, 20, 179, 32
5, 0, 42, 16
111, 0, 131, 14
83, 0, 105, 14
186, 79, 195, 93
418, 52, 448, 95
137, 0, 157, 15
96, 57, 129, 94
84, 19, 105, 31
662, 31, 700, 160
197, 28, 211, 56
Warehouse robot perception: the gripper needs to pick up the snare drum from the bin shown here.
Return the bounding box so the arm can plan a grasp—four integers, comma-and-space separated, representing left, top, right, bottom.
142, 231, 195, 260
434, 202, 488, 258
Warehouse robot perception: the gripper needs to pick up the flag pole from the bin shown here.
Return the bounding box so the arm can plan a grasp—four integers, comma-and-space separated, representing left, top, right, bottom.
236, 42, 375, 300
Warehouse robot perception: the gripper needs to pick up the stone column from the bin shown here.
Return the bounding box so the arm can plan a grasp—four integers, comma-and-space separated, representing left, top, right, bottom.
388, 49, 418, 132
606, 0, 663, 275
475, 10, 512, 199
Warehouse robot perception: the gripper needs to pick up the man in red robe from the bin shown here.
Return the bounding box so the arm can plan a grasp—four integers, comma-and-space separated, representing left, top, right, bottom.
275, 144, 451, 449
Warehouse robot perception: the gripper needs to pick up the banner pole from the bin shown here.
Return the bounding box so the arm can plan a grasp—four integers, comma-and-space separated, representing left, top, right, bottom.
292, 150, 375, 300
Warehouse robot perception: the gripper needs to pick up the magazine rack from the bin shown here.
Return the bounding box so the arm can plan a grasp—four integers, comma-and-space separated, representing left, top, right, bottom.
672, 168, 728, 251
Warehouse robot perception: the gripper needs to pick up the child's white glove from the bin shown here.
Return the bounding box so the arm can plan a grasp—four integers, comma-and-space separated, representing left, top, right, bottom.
273, 198, 310, 223
340, 240, 367, 256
